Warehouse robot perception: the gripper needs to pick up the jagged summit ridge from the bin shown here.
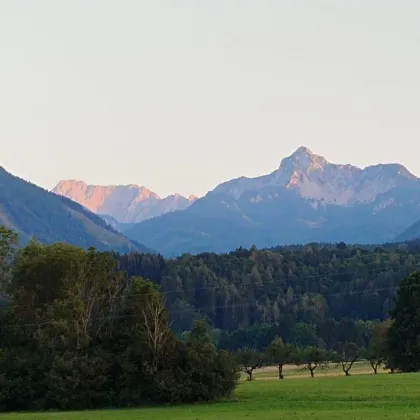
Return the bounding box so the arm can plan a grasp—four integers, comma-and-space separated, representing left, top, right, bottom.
52, 180, 198, 224
212, 146, 418, 205
279, 145, 327, 170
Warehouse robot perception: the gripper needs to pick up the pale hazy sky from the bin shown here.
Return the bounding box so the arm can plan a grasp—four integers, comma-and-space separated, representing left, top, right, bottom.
1, 1, 420, 198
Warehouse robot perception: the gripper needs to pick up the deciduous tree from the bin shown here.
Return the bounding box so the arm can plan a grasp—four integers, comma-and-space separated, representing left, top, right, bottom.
366, 321, 389, 374
236, 348, 264, 381
295, 346, 327, 378
265, 337, 293, 379
336, 342, 360, 376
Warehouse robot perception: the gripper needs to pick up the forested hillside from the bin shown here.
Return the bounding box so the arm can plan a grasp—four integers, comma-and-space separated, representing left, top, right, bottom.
0, 166, 150, 253
117, 242, 420, 348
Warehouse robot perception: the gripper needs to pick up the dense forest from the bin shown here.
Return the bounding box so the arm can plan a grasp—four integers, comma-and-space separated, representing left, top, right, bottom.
116, 241, 420, 349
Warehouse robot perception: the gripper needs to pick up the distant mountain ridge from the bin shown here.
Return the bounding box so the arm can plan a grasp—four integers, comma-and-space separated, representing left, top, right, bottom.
52, 180, 198, 223
123, 146, 420, 255
212, 146, 417, 205
0, 166, 151, 253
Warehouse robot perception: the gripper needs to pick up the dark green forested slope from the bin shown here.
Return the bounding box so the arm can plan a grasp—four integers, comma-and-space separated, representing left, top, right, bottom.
116, 243, 420, 345
0, 166, 151, 253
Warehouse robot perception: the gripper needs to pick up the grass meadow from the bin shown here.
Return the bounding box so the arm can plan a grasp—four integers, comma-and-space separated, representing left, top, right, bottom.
2, 361, 419, 420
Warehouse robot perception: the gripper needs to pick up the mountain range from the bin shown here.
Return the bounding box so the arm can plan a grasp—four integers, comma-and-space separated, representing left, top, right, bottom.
52, 181, 198, 224
0, 166, 151, 253
119, 146, 420, 255
2, 146, 420, 257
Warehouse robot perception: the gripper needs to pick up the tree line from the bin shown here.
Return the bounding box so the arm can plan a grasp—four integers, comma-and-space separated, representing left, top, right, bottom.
232, 319, 392, 381
233, 268, 420, 380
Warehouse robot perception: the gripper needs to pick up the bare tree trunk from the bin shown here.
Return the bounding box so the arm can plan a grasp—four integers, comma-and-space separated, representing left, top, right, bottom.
278, 364, 284, 380
308, 363, 317, 378
370, 360, 378, 374
342, 360, 355, 376
142, 297, 170, 374
309, 365, 316, 378
246, 369, 253, 381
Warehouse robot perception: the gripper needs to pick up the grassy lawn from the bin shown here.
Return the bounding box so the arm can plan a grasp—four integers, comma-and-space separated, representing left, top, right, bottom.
2, 371, 420, 420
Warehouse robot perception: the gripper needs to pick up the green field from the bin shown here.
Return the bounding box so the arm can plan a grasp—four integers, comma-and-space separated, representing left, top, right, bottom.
2, 369, 420, 419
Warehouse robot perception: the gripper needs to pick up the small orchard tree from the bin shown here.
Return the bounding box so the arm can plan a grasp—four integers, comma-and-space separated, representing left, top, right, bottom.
336, 341, 360, 376
295, 346, 327, 378
236, 348, 264, 381
366, 322, 388, 374
265, 337, 293, 379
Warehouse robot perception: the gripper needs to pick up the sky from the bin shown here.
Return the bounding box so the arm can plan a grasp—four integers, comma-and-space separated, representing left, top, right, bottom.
1, 1, 420, 198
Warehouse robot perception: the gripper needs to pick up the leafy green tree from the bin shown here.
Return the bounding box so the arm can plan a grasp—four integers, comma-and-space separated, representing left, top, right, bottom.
294, 346, 328, 378
336, 342, 360, 376
235, 348, 264, 381
388, 273, 420, 372
265, 337, 293, 379
10, 241, 86, 316
366, 321, 389, 374
185, 320, 240, 401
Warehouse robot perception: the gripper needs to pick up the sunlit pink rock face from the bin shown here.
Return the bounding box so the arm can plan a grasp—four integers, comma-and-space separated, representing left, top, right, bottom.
52, 180, 198, 223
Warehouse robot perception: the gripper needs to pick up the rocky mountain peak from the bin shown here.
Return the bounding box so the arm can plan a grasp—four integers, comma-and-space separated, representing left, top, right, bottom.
279, 146, 328, 173
292, 145, 314, 157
